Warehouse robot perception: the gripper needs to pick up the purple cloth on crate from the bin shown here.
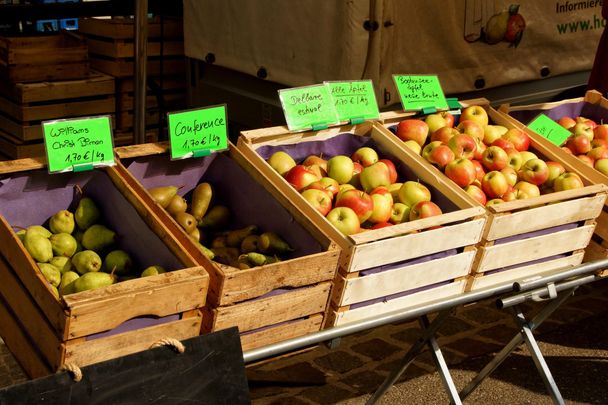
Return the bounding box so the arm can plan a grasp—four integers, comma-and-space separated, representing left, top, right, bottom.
124, 152, 323, 258
349, 279, 453, 310
86, 314, 180, 341
483, 253, 569, 276
509, 101, 608, 126
255, 132, 459, 214
493, 222, 579, 245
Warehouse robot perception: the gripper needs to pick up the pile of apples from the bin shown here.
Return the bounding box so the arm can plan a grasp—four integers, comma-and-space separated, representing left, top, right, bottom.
556, 115, 608, 177
393, 105, 585, 206
266, 146, 443, 236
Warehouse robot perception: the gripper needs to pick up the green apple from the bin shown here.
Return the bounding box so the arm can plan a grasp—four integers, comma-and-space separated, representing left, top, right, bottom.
326, 207, 360, 235
267, 151, 296, 176
390, 202, 410, 224
327, 155, 355, 185
360, 161, 391, 193
398, 181, 431, 207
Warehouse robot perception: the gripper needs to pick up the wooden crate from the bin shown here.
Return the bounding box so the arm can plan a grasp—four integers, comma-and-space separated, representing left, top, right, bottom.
0, 160, 209, 378
237, 121, 487, 327
379, 98, 608, 290
0, 72, 115, 142
497, 90, 608, 269
110, 142, 340, 350
0, 31, 89, 83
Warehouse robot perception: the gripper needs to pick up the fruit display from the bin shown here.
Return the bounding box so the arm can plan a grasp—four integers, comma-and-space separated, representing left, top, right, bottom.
266, 145, 444, 235
391, 105, 586, 206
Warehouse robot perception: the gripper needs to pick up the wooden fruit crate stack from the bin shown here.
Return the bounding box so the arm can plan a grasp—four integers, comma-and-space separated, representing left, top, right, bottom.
0, 159, 209, 378
379, 98, 608, 291
78, 17, 188, 142
110, 142, 340, 351
497, 90, 608, 267
237, 121, 488, 327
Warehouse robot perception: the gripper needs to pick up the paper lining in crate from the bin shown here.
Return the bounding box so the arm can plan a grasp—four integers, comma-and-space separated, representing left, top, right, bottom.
110, 142, 339, 351
497, 90, 608, 266
0, 160, 209, 378
237, 121, 487, 327
379, 98, 608, 291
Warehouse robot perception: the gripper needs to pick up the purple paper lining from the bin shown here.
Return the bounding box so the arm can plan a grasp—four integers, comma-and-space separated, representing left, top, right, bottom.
483, 252, 570, 276
239, 316, 309, 337
350, 279, 453, 310
255, 132, 459, 214
123, 152, 323, 258
493, 222, 580, 245
86, 314, 180, 341
508, 101, 608, 126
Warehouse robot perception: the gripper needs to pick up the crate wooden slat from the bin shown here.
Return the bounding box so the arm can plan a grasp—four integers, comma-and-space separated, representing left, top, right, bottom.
87, 37, 185, 59
237, 121, 487, 327
89, 56, 186, 79
239, 315, 323, 353
78, 17, 184, 40
378, 97, 608, 289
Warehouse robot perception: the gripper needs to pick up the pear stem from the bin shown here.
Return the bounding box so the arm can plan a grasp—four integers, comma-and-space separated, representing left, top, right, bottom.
74, 184, 84, 197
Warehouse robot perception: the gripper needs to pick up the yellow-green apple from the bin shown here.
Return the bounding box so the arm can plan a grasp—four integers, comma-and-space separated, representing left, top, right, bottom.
471, 159, 486, 183
396, 119, 429, 146
336, 184, 356, 200
483, 125, 508, 145
486, 198, 505, 206
284, 165, 321, 191
460, 105, 489, 128
349, 162, 363, 189
553, 172, 584, 191
326, 207, 360, 235
422, 141, 443, 162
481, 146, 509, 171
379, 159, 398, 184
371, 222, 394, 229
514, 181, 540, 198
491, 137, 516, 152
431, 126, 459, 144
360, 161, 392, 192
403, 140, 422, 155
500, 166, 518, 187
503, 189, 529, 202
576, 116, 597, 129
566, 134, 591, 154
448, 133, 477, 159
593, 124, 608, 142
558, 116, 576, 130
307, 164, 327, 179
594, 158, 608, 176
445, 158, 477, 187
409, 200, 442, 221
544, 161, 566, 188
507, 150, 524, 171
335, 189, 374, 223
473, 137, 487, 160
302, 155, 327, 172
577, 155, 594, 167
390, 202, 410, 224
427, 144, 455, 169
387, 182, 403, 201
457, 120, 484, 141
425, 113, 449, 134
481, 171, 509, 198
267, 151, 296, 176
327, 155, 354, 184
464, 184, 487, 205
351, 147, 378, 167
441, 111, 455, 127
518, 150, 538, 165
587, 146, 608, 161
501, 128, 530, 152
301, 189, 333, 216
518, 158, 549, 185
368, 187, 393, 224
398, 181, 431, 207
306, 177, 340, 198
572, 122, 594, 141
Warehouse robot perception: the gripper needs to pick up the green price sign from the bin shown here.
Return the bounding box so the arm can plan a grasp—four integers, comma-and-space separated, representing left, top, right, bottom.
325, 80, 379, 123
168, 104, 228, 160
278, 84, 340, 131
393, 75, 448, 112
42, 116, 114, 173
527, 114, 571, 146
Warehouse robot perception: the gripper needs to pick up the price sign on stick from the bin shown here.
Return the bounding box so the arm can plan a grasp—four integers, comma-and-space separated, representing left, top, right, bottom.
527, 114, 571, 146
393, 75, 449, 112
43, 116, 114, 174
168, 104, 228, 160
325, 80, 380, 123
279, 84, 340, 132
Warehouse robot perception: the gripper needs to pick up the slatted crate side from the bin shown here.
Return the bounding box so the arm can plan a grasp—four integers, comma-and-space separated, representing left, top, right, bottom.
87, 36, 185, 59
0, 31, 88, 66
0, 130, 45, 159
78, 17, 184, 40
239, 315, 324, 352
0, 93, 115, 122
0, 62, 91, 84
90, 56, 186, 78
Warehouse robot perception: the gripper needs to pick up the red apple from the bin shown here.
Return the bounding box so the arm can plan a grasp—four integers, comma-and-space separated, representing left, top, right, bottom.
491, 138, 516, 152
349, 161, 364, 189
572, 122, 594, 141
578, 155, 594, 167
285, 165, 321, 191
514, 181, 540, 198
327, 155, 355, 185
481, 146, 509, 171
441, 111, 455, 128
301, 189, 333, 216
481, 171, 509, 198
457, 119, 484, 142
576, 116, 597, 129
390, 203, 410, 224
422, 141, 443, 162
518, 158, 549, 185
267, 151, 296, 176
306, 177, 340, 198
460, 105, 489, 128
360, 161, 392, 192
566, 134, 591, 154
398, 181, 431, 207
326, 207, 360, 235
591, 138, 608, 149
396, 119, 429, 146
335, 189, 374, 223
561, 146, 574, 155
557, 116, 576, 130
351, 147, 378, 167
471, 159, 486, 182
379, 159, 398, 184
502, 128, 530, 152
473, 137, 487, 161
518, 151, 538, 165
593, 124, 608, 142
368, 190, 393, 224
409, 200, 442, 221
445, 158, 477, 187
307, 164, 327, 179
427, 144, 455, 169
430, 126, 459, 144
302, 155, 328, 172
553, 172, 584, 191
464, 184, 487, 205
503, 189, 529, 202
448, 133, 477, 159
587, 146, 608, 161
544, 161, 566, 188
336, 184, 356, 200
371, 222, 393, 230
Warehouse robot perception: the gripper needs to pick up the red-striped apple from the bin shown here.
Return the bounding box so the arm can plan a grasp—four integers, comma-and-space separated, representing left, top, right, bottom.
481, 146, 509, 171
285, 165, 321, 191
335, 189, 374, 223
482, 171, 509, 198
301, 189, 333, 216
409, 200, 442, 221
396, 119, 429, 146
445, 158, 476, 187
519, 158, 549, 185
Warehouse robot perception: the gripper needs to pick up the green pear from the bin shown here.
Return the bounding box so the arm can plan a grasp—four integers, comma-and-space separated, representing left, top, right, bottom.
25, 225, 52, 238
240, 235, 260, 254
49, 210, 75, 234
148, 186, 180, 208
104, 250, 133, 276
166, 194, 188, 217
74, 197, 100, 230
38, 263, 61, 287
188, 228, 201, 243
73, 272, 115, 293
258, 232, 293, 254
49, 285, 60, 300
82, 224, 116, 252
174, 212, 197, 234
49, 233, 78, 257
210, 247, 240, 265
226, 225, 258, 248
24, 233, 53, 263
140, 265, 166, 277
193, 241, 215, 260
71, 250, 102, 274
59, 271, 80, 295
15, 229, 26, 242
73, 229, 84, 243
50, 256, 73, 274
198, 205, 230, 229
190, 182, 213, 221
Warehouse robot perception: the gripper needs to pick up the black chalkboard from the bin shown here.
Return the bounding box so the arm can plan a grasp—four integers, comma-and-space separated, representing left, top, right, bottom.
0, 327, 250, 405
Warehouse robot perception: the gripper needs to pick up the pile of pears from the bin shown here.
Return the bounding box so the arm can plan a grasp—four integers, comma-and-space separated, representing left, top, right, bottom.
148, 182, 295, 269
16, 193, 166, 299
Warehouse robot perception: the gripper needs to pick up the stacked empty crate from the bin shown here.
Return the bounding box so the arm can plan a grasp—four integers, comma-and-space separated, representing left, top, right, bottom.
78, 17, 188, 143
0, 31, 115, 159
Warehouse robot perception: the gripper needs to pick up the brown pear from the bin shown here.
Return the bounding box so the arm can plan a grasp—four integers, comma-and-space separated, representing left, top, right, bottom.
166, 194, 188, 217
148, 186, 180, 208
258, 232, 294, 254
174, 212, 197, 234
190, 183, 213, 221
